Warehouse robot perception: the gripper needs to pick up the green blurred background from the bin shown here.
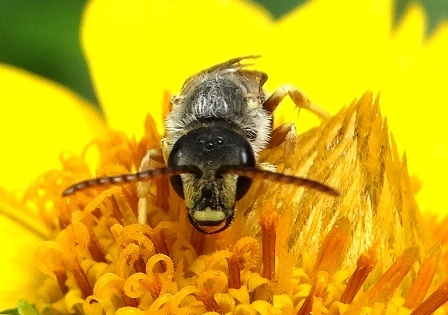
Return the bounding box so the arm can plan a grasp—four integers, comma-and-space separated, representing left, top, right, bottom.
0, 0, 446, 112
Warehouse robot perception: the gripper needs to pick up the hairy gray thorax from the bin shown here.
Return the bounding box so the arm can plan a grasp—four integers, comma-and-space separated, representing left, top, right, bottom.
163, 73, 272, 158
185, 78, 247, 119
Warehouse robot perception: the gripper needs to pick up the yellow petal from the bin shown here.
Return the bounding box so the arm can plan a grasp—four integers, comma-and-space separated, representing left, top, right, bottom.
0, 189, 44, 308
81, 0, 273, 137
0, 64, 106, 308
271, 0, 392, 109
0, 64, 106, 191
379, 6, 448, 217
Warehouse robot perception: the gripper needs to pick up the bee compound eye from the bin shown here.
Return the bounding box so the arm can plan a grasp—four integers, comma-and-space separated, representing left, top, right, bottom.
239, 143, 255, 166
170, 175, 184, 199
235, 176, 252, 200
234, 139, 255, 200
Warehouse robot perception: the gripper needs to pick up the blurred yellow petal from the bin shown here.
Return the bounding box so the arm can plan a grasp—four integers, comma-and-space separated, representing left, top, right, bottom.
0, 64, 107, 309
386, 17, 448, 217
81, 0, 273, 137
0, 189, 45, 308
0, 64, 107, 191
270, 0, 392, 102
381, 7, 448, 217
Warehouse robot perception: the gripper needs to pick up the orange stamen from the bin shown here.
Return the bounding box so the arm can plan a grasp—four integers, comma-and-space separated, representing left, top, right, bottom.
404, 244, 441, 309
261, 210, 278, 280
297, 285, 315, 315
134, 257, 147, 274
153, 222, 175, 256
71, 257, 93, 298
84, 216, 106, 262
153, 232, 170, 256
148, 278, 162, 300
191, 228, 206, 254
110, 195, 124, 221
144, 254, 175, 299
196, 270, 226, 313
123, 295, 139, 308
34, 242, 70, 296
228, 254, 241, 289
411, 280, 448, 315
116, 243, 147, 278
314, 271, 330, 298
340, 243, 378, 304
313, 218, 351, 275
432, 216, 448, 243
54, 270, 69, 295
58, 200, 72, 229
96, 272, 139, 307
121, 187, 139, 218
228, 237, 261, 289
368, 246, 419, 303
196, 291, 221, 313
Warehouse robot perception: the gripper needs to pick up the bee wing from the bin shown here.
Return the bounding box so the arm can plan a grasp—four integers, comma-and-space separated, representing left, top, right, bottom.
200, 55, 261, 75
180, 55, 262, 90
239, 69, 268, 93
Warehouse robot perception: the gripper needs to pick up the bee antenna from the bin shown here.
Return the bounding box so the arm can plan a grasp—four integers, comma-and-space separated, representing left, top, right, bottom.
216, 165, 339, 197
62, 165, 200, 197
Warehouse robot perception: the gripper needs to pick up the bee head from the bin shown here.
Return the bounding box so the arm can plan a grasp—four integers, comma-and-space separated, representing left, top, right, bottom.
62, 124, 338, 235
167, 125, 255, 234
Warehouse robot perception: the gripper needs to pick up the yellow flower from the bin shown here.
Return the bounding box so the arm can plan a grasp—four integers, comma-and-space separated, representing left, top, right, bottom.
25, 93, 448, 314
1, 0, 448, 314
0, 64, 106, 307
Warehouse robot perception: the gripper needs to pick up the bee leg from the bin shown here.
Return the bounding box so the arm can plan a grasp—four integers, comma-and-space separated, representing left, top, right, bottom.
137, 148, 164, 224
268, 122, 296, 148
263, 85, 330, 119
260, 123, 298, 172
270, 122, 298, 162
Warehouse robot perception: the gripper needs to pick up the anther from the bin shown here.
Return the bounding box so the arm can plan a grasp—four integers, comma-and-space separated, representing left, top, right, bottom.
261, 210, 278, 280
340, 243, 378, 304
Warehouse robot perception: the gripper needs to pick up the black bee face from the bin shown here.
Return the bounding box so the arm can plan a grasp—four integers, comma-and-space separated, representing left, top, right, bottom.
167, 125, 255, 234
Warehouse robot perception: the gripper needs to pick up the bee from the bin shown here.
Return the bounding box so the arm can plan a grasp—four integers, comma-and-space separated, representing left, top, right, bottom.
63, 56, 338, 234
